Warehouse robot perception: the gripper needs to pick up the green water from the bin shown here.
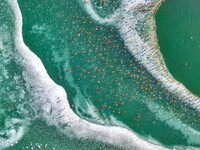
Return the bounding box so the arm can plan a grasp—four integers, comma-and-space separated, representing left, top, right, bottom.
156, 0, 200, 96
17, 0, 200, 148
2, 0, 200, 149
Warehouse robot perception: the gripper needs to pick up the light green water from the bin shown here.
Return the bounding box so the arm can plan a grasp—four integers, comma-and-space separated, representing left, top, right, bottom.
1, 0, 200, 149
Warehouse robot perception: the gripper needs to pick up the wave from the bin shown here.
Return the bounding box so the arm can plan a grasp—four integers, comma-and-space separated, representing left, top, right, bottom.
0, 1, 32, 149
6, 0, 168, 149
82, 0, 200, 110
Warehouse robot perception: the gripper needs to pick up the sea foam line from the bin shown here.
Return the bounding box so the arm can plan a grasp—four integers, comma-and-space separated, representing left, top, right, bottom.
0, 118, 26, 150
7, 0, 167, 149
82, 0, 200, 109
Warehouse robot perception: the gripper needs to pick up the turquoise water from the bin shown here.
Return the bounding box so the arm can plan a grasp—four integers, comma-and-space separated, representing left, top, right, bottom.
1, 0, 200, 149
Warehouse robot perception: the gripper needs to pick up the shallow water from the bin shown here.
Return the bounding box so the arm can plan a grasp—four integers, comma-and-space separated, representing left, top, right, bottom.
1, 0, 200, 149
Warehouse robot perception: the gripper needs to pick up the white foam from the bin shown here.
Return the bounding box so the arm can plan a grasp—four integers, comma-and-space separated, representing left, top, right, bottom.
0, 40, 3, 50
81, 0, 120, 25
7, 0, 169, 149
119, 0, 200, 109
0, 118, 26, 150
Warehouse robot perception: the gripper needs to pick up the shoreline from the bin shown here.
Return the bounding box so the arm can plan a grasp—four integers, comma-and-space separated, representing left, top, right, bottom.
7, 0, 168, 149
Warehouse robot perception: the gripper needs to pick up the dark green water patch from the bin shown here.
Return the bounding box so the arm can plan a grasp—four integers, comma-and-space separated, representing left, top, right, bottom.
156, 0, 200, 96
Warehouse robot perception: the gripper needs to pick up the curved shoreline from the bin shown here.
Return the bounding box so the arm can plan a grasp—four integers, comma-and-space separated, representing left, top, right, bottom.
7, 0, 169, 149
82, 0, 200, 110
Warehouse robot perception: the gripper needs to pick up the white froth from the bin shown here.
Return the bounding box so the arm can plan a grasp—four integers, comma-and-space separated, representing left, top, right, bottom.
0, 40, 3, 50
0, 118, 26, 150
7, 0, 168, 149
